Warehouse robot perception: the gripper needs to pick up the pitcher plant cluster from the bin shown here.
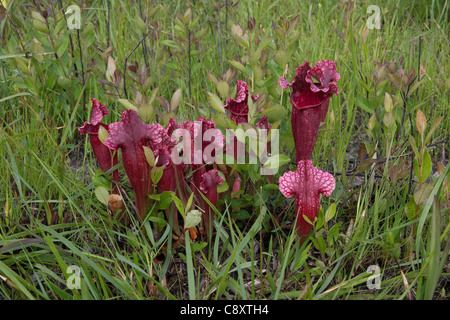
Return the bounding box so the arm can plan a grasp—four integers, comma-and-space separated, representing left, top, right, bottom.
79, 60, 340, 242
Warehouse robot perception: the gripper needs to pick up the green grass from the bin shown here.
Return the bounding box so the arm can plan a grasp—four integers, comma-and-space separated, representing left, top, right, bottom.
0, 0, 449, 300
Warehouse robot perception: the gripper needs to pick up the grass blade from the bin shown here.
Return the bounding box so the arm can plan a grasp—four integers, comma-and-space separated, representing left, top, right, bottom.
185, 230, 196, 300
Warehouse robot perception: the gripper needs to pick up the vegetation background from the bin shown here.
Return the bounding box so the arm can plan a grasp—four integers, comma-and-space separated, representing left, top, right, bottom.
0, 0, 449, 300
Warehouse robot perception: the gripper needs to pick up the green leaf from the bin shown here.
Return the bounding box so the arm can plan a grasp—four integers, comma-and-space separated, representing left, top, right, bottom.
217, 171, 229, 193
106, 56, 116, 82
424, 116, 443, 145
170, 88, 182, 112
315, 233, 327, 254
325, 203, 337, 223
228, 60, 250, 77
384, 92, 393, 112
150, 166, 165, 185
117, 99, 138, 111
98, 126, 109, 145
274, 50, 289, 69
356, 96, 375, 114
414, 148, 432, 183
136, 16, 147, 33
234, 125, 257, 144
185, 192, 195, 213
415, 109, 427, 135
213, 113, 237, 129
206, 91, 225, 113
192, 241, 208, 253
149, 191, 174, 210
328, 222, 342, 243
421, 148, 432, 182
233, 32, 249, 49
57, 76, 71, 89
261, 105, 288, 122
383, 111, 395, 129
160, 40, 182, 51
315, 210, 324, 230
94, 186, 109, 205
262, 184, 280, 190
91, 171, 110, 189
56, 35, 69, 58
414, 182, 433, 205
367, 114, 377, 131
249, 48, 262, 66
138, 103, 153, 123
148, 5, 160, 19
32, 11, 49, 33
142, 146, 156, 167
207, 72, 219, 86
170, 193, 185, 217
234, 209, 251, 220
263, 154, 291, 169
248, 163, 261, 182
404, 195, 417, 221
257, 37, 274, 52
184, 209, 202, 229
216, 80, 230, 99
409, 135, 419, 160
302, 214, 314, 226
147, 216, 168, 227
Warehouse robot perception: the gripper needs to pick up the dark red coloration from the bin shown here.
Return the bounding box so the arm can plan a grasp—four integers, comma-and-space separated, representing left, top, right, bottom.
177, 117, 224, 166
255, 115, 272, 131
231, 172, 241, 198
155, 118, 188, 234
224, 80, 259, 124
177, 118, 225, 235
280, 61, 340, 162
255, 114, 272, 156
199, 169, 224, 235
279, 160, 335, 240
78, 98, 119, 193
104, 109, 164, 220
223, 81, 269, 168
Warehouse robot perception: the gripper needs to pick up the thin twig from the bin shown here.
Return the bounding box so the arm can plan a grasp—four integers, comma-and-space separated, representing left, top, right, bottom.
217, 0, 223, 74
407, 112, 414, 195
188, 29, 192, 99
76, 29, 86, 111
417, 36, 422, 82
4, 5, 26, 52
327, 171, 384, 180
225, 0, 229, 64
139, 0, 149, 68
107, 0, 111, 48
407, 11, 444, 77
225, 0, 228, 54
124, 32, 150, 99
427, 134, 450, 149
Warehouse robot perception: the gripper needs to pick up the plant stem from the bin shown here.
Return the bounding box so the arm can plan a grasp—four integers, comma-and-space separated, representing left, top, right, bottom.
76, 29, 86, 111
139, 0, 149, 68
124, 32, 149, 99
188, 29, 192, 99
217, 0, 223, 74
107, 0, 111, 48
